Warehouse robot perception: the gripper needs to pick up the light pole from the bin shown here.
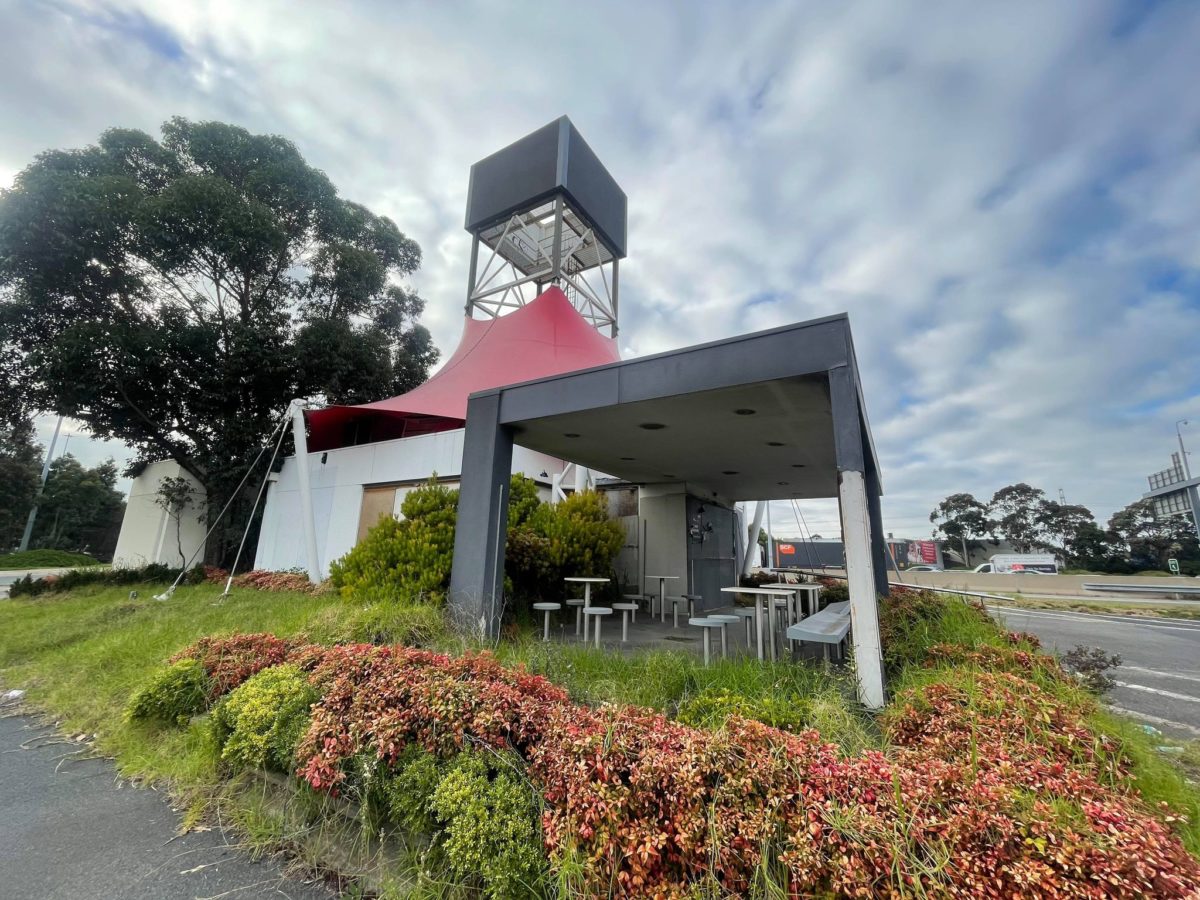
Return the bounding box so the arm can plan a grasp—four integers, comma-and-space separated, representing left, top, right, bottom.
1178, 419, 1192, 480
18, 416, 64, 553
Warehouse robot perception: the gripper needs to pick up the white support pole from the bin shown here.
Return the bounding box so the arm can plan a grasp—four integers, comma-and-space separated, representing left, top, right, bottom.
290, 399, 322, 584
765, 501, 775, 570
574, 464, 590, 493
741, 500, 768, 576
19, 415, 63, 552
838, 469, 886, 709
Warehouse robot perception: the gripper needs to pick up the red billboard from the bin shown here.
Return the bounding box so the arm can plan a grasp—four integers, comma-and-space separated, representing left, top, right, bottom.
906, 540, 938, 565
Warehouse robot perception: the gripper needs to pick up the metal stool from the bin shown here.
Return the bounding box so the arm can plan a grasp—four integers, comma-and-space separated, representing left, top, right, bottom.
582, 607, 613, 648
621, 594, 646, 622
533, 602, 561, 642
688, 618, 725, 666
682, 593, 703, 617
730, 606, 757, 644
707, 614, 741, 657
565, 598, 585, 636
612, 602, 639, 641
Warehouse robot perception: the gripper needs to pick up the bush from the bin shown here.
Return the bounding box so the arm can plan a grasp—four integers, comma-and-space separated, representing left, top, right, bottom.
329, 480, 458, 603
171, 632, 299, 698
431, 751, 547, 899
124, 658, 210, 725
9, 562, 190, 597
506, 490, 624, 602
1061, 644, 1123, 694
210, 664, 318, 772
380, 745, 444, 835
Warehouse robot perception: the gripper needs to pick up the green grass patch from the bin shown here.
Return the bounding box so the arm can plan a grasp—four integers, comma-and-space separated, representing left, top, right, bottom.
0, 548, 101, 569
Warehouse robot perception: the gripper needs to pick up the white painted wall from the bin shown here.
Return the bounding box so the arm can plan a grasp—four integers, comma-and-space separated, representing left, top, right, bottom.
254, 429, 566, 578
113, 460, 208, 569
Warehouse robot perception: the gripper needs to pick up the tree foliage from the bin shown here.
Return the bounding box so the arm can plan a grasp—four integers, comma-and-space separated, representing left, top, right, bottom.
0, 417, 41, 550
31, 454, 125, 559
929, 492, 993, 562
988, 483, 1047, 553
1108, 499, 1199, 570
0, 118, 438, 563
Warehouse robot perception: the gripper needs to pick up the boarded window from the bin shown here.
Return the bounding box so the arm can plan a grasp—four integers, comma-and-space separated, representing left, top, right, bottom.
357, 486, 398, 543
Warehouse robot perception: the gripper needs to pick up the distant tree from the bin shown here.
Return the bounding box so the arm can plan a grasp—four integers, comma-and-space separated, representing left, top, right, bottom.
1108, 500, 1199, 570
0, 417, 42, 550
32, 455, 125, 559
0, 118, 438, 564
929, 493, 993, 567
1035, 501, 1096, 566
989, 483, 1047, 553
1069, 522, 1134, 574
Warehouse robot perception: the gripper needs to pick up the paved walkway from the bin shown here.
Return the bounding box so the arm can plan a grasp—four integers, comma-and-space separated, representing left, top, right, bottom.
0, 712, 335, 900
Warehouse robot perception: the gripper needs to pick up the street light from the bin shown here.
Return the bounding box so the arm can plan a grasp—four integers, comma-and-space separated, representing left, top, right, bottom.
1179, 419, 1193, 480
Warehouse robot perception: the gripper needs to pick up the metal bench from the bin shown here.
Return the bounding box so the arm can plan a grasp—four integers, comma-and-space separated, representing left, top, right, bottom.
785, 604, 851, 661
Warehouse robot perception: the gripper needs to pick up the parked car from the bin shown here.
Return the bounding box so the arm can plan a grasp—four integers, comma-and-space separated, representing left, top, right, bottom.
907, 565, 943, 572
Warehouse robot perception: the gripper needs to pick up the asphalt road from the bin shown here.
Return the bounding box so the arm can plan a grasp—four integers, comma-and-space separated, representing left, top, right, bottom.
0, 712, 336, 900
989, 604, 1200, 739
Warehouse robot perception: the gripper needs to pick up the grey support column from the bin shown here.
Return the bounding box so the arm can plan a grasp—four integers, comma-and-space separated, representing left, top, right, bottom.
865, 455, 890, 598
448, 392, 513, 640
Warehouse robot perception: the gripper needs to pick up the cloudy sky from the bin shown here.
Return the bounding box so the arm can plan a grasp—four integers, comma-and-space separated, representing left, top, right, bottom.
3, 0, 1199, 539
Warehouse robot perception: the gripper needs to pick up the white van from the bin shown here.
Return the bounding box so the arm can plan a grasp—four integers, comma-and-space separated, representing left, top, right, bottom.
974, 553, 1059, 574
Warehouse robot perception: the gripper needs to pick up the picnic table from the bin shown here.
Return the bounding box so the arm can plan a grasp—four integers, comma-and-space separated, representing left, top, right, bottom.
719, 586, 797, 662
565, 576, 609, 641
645, 575, 679, 623
763, 582, 823, 619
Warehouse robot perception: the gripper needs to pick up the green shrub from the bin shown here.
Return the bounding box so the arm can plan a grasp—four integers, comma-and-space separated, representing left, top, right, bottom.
124, 658, 210, 725
380, 745, 444, 835
305, 602, 449, 647
430, 752, 547, 899
329, 480, 458, 602
507, 490, 624, 602
10, 562, 201, 597
210, 664, 317, 772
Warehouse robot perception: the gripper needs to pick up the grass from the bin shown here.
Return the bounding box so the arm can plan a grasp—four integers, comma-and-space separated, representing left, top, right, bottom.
0, 548, 101, 569
996, 595, 1200, 620
2, 580, 1199, 880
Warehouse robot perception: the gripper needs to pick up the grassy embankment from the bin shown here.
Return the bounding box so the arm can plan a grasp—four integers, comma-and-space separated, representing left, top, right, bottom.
2, 581, 1199, 890
0, 548, 101, 569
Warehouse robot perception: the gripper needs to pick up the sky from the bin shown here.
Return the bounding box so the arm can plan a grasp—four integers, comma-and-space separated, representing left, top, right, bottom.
2, 0, 1199, 540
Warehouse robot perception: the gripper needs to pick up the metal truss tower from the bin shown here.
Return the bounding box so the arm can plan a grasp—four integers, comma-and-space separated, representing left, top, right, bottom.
463, 117, 627, 337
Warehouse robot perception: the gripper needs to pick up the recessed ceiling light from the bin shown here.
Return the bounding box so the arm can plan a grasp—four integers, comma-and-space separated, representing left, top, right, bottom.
620, 456, 636, 461
791, 463, 806, 468
766, 441, 785, 447
722, 470, 739, 475
733, 408, 756, 416
563, 432, 580, 438
777, 481, 789, 486
662, 474, 677, 478
639, 422, 666, 430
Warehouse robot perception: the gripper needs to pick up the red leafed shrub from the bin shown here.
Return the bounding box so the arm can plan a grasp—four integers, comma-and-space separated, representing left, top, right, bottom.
1005, 628, 1042, 649
171, 632, 300, 698
924, 641, 1065, 678
295, 646, 571, 792
164, 633, 1200, 897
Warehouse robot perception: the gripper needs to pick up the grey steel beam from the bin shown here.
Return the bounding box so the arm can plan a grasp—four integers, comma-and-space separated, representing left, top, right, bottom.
448, 393, 514, 639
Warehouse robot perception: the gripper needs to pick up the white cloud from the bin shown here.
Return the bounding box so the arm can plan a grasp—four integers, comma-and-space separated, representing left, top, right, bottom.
3, 0, 1199, 534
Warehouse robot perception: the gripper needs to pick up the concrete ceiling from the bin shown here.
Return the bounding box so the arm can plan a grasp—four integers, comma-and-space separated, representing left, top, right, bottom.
510, 374, 837, 502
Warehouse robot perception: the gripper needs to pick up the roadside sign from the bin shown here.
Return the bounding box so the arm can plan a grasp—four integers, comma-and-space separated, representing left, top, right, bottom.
1168, 558, 1180, 574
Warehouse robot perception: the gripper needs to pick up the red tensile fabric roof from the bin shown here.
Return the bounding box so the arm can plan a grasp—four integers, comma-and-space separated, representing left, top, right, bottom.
307, 286, 621, 452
